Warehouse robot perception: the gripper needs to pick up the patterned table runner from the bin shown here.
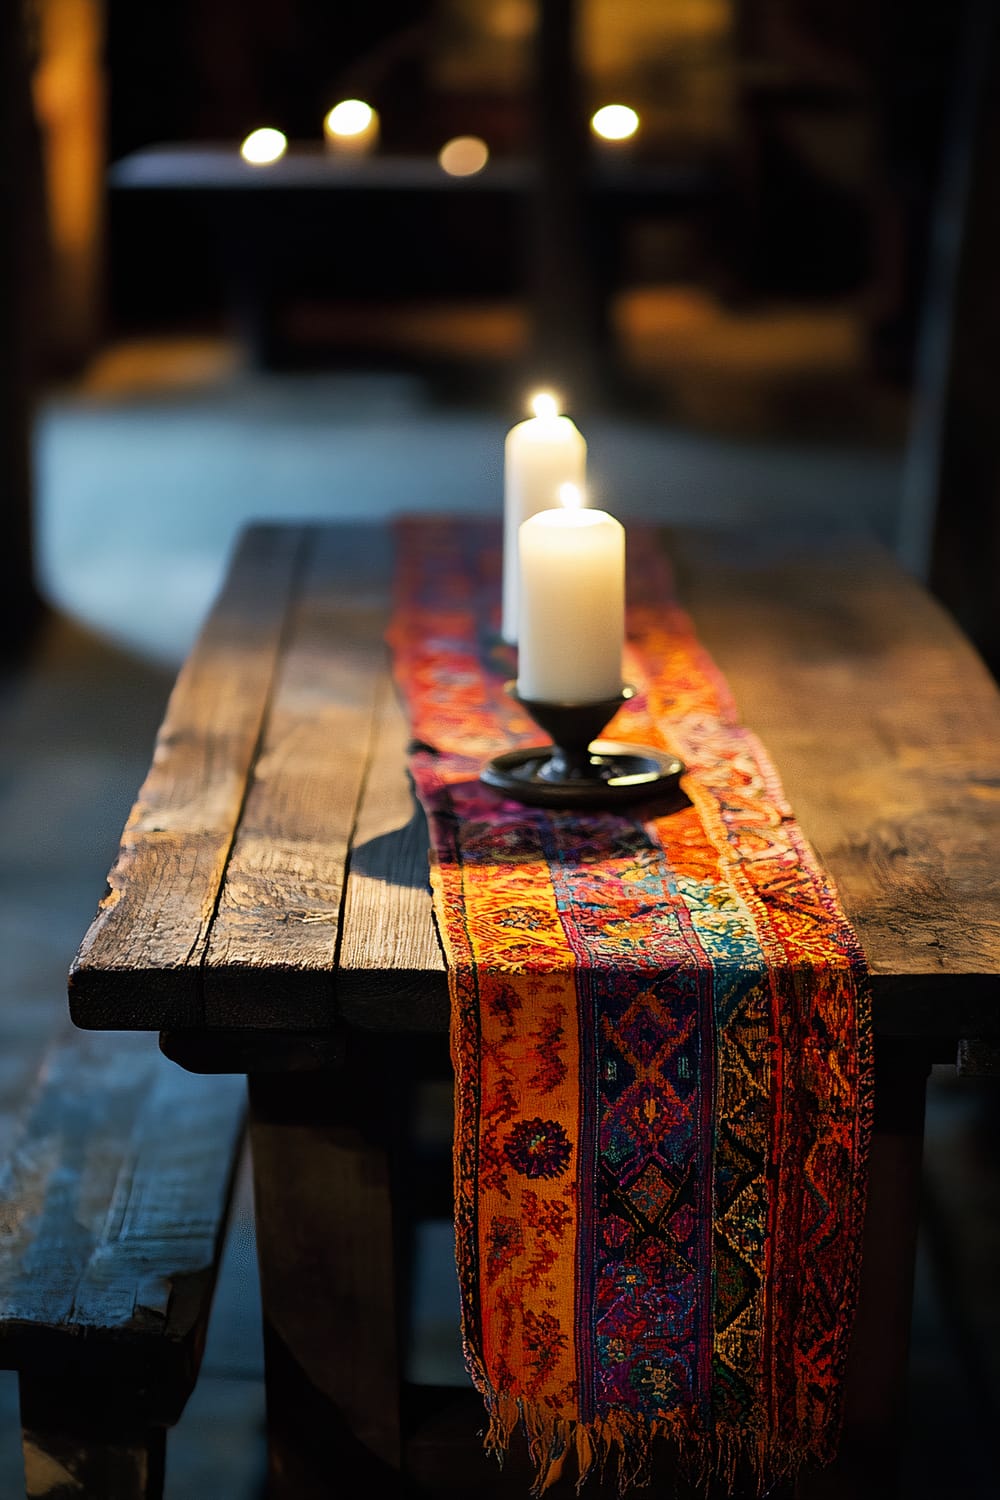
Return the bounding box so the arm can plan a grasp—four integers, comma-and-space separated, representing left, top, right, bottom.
389, 519, 873, 1494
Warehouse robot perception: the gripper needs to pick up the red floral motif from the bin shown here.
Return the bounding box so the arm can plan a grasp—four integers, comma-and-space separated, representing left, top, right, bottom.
503, 1118, 572, 1179
479, 1042, 522, 1195
485, 980, 522, 1026
522, 1308, 568, 1393
518, 1191, 573, 1287
527, 1006, 568, 1094
486, 1214, 524, 1281
521, 1190, 571, 1240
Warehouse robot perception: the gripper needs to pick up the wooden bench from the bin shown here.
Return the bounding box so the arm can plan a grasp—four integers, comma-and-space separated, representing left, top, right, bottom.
0, 1026, 245, 1499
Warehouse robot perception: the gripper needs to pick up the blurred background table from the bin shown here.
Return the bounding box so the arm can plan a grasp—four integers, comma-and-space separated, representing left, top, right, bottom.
108, 146, 711, 372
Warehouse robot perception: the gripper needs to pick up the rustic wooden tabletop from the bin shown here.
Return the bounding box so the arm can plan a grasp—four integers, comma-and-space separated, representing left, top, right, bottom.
69, 520, 1000, 1047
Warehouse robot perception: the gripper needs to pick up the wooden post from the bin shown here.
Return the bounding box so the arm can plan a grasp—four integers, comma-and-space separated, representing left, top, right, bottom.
248, 1060, 402, 1498
33, 0, 107, 370
898, 2, 1000, 673
0, 0, 45, 651
528, 0, 605, 407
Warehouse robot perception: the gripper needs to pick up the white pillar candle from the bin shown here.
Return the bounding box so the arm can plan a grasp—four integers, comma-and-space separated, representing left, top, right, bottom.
502, 393, 586, 643
517, 496, 625, 703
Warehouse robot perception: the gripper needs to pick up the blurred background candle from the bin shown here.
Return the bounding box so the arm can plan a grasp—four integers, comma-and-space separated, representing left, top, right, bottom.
240, 127, 287, 166
438, 135, 490, 177
502, 392, 586, 643
517, 488, 624, 703
590, 103, 640, 147
324, 99, 379, 155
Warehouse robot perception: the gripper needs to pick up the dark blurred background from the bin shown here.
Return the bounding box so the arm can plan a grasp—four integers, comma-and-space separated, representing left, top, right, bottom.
27, 0, 976, 366
1, 2, 998, 1496
7, 0, 998, 666
31, 0, 962, 374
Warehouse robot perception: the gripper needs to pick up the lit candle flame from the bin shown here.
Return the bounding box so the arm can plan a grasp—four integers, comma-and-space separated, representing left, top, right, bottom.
559, 483, 583, 510
531, 392, 558, 420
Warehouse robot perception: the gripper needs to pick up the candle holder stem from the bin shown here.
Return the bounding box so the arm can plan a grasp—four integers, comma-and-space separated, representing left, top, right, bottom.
481, 684, 684, 809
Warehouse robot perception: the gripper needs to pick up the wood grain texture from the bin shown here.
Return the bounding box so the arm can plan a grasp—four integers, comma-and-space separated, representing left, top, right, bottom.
0, 1026, 244, 1421
203, 527, 390, 1028
338, 676, 447, 1032
665, 525, 1000, 1034
69, 525, 305, 1029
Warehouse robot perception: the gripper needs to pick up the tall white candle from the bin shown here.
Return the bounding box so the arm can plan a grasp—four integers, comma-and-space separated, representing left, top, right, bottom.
517, 491, 625, 703
502, 393, 586, 643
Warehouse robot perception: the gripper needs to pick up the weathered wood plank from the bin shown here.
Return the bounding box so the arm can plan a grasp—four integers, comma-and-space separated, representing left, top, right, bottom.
69, 526, 305, 1029
0, 1027, 244, 1417
338, 676, 447, 1031
203, 527, 391, 1029
666, 525, 1000, 1031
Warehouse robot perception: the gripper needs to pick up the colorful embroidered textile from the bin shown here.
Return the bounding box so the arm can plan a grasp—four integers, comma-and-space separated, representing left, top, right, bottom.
389, 518, 873, 1494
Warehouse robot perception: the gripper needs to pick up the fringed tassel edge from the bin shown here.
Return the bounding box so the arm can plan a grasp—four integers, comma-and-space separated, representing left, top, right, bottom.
481, 1389, 828, 1497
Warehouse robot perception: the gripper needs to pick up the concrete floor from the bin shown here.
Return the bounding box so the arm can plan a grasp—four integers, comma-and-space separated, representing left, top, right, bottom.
0, 341, 996, 1496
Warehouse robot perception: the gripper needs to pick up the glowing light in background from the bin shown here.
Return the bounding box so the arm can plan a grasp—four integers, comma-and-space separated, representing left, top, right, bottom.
590, 105, 640, 142
530, 391, 558, 419
240, 128, 287, 165
326, 99, 373, 136
324, 100, 380, 155
559, 483, 583, 510
438, 136, 490, 177
489, 0, 536, 39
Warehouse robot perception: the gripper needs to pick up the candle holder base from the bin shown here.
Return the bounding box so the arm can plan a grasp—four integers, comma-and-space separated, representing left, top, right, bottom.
480, 684, 685, 809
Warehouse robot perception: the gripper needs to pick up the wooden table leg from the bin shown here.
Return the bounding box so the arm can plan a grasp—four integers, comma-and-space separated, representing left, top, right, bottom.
19, 1376, 166, 1500
803, 1042, 933, 1499
248, 1061, 403, 1499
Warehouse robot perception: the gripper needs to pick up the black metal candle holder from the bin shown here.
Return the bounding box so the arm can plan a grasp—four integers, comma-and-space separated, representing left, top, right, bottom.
481, 683, 684, 809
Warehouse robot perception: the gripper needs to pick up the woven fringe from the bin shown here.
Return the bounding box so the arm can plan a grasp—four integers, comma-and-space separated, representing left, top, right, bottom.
481, 1390, 825, 1497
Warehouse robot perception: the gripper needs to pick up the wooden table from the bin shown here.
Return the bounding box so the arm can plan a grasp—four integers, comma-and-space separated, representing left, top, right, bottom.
69, 521, 1000, 1498
107, 148, 709, 370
